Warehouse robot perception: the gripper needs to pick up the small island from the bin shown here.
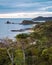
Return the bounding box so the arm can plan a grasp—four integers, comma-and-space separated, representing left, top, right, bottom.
19, 20, 41, 25
5, 21, 18, 24
6, 21, 11, 24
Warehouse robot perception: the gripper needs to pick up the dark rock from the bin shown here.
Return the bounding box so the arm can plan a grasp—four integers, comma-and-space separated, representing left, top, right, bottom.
6, 21, 11, 24
11, 28, 32, 32
6, 21, 18, 24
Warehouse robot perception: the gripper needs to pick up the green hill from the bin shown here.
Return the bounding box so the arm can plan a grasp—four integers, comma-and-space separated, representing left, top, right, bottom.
31, 21, 52, 46
25, 21, 52, 65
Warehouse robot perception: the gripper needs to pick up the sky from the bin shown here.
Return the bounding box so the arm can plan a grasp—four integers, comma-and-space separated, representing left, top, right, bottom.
0, 0, 52, 18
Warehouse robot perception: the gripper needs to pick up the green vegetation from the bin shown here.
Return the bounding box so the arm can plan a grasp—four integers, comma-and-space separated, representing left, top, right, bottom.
0, 21, 52, 65
0, 48, 10, 65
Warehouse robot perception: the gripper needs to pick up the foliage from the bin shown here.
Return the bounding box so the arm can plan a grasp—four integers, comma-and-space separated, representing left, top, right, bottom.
0, 48, 11, 65
0, 21, 52, 65
15, 33, 29, 39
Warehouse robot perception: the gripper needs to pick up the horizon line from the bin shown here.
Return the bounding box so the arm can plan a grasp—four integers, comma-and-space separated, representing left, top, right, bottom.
0, 12, 52, 18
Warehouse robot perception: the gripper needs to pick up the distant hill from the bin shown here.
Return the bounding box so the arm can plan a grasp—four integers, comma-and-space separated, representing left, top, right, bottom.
20, 16, 52, 25
32, 16, 52, 21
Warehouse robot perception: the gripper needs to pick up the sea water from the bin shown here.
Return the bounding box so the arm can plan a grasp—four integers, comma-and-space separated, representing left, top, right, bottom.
0, 18, 33, 39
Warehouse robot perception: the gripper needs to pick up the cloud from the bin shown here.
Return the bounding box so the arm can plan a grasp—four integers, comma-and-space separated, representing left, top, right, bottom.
0, 1, 52, 8
0, 0, 52, 14
0, 12, 52, 18
15, 2, 40, 7
39, 6, 52, 11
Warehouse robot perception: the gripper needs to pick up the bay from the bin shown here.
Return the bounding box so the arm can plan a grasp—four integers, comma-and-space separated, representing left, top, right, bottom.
0, 18, 33, 39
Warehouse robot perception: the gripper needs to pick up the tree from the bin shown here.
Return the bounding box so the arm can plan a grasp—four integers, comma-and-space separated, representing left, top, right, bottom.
0, 48, 10, 65
0, 38, 16, 65
15, 33, 29, 65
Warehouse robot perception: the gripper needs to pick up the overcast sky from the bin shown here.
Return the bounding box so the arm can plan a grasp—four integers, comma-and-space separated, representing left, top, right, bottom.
0, 0, 52, 18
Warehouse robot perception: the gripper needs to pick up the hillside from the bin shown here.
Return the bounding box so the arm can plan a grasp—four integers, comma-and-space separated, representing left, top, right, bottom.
30, 21, 52, 47
24, 21, 52, 65
32, 16, 52, 21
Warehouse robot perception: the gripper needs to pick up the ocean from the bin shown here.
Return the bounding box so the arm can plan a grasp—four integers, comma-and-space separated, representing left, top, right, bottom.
0, 18, 33, 39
